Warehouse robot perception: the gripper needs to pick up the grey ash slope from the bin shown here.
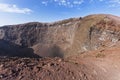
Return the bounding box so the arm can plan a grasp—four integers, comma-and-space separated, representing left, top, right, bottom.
0, 14, 120, 58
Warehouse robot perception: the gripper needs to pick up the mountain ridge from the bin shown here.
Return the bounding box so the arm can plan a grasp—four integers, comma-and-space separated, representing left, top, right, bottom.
0, 14, 120, 58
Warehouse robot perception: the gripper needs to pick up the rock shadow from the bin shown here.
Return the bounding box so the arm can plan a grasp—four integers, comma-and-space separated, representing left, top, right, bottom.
0, 39, 40, 58
48, 45, 64, 58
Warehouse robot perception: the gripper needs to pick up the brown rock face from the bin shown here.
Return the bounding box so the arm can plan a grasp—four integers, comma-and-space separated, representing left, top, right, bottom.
0, 14, 120, 58
1, 47, 120, 80
0, 57, 97, 80
1, 14, 120, 80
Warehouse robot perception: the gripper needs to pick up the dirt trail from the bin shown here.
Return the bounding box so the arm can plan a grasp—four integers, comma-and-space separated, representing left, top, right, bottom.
68, 47, 120, 80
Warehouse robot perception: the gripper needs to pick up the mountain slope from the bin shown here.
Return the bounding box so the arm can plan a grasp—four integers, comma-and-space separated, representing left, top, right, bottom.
1, 47, 120, 80
0, 14, 120, 58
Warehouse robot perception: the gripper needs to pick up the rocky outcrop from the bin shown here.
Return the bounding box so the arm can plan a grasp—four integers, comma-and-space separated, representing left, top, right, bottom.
0, 14, 120, 58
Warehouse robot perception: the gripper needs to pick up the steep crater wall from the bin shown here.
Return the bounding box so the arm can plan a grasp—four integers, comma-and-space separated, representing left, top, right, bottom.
0, 14, 120, 58
0, 18, 80, 58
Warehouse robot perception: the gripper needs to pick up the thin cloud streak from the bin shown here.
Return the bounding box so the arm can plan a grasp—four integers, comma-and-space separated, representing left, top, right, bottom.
41, 0, 84, 8
41, 0, 120, 8
0, 3, 32, 14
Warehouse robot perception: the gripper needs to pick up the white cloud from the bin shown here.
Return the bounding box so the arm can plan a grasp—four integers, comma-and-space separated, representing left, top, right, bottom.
41, 0, 120, 8
110, 0, 120, 4
109, 0, 120, 5
41, 1, 48, 6
41, 0, 84, 8
107, 0, 120, 7
90, 0, 120, 7
0, 3, 32, 14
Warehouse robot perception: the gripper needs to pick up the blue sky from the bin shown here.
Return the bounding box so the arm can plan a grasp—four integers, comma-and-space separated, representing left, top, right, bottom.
0, 0, 120, 26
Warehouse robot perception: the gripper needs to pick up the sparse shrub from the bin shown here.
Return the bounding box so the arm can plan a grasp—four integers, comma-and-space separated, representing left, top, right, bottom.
96, 53, 105, 58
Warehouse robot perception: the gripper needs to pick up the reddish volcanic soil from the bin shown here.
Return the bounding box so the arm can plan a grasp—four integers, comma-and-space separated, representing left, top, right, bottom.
0, 47, 120, 80
0, 57, 96, 80
1, 14, 120, 80
68, 47, 120, 80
